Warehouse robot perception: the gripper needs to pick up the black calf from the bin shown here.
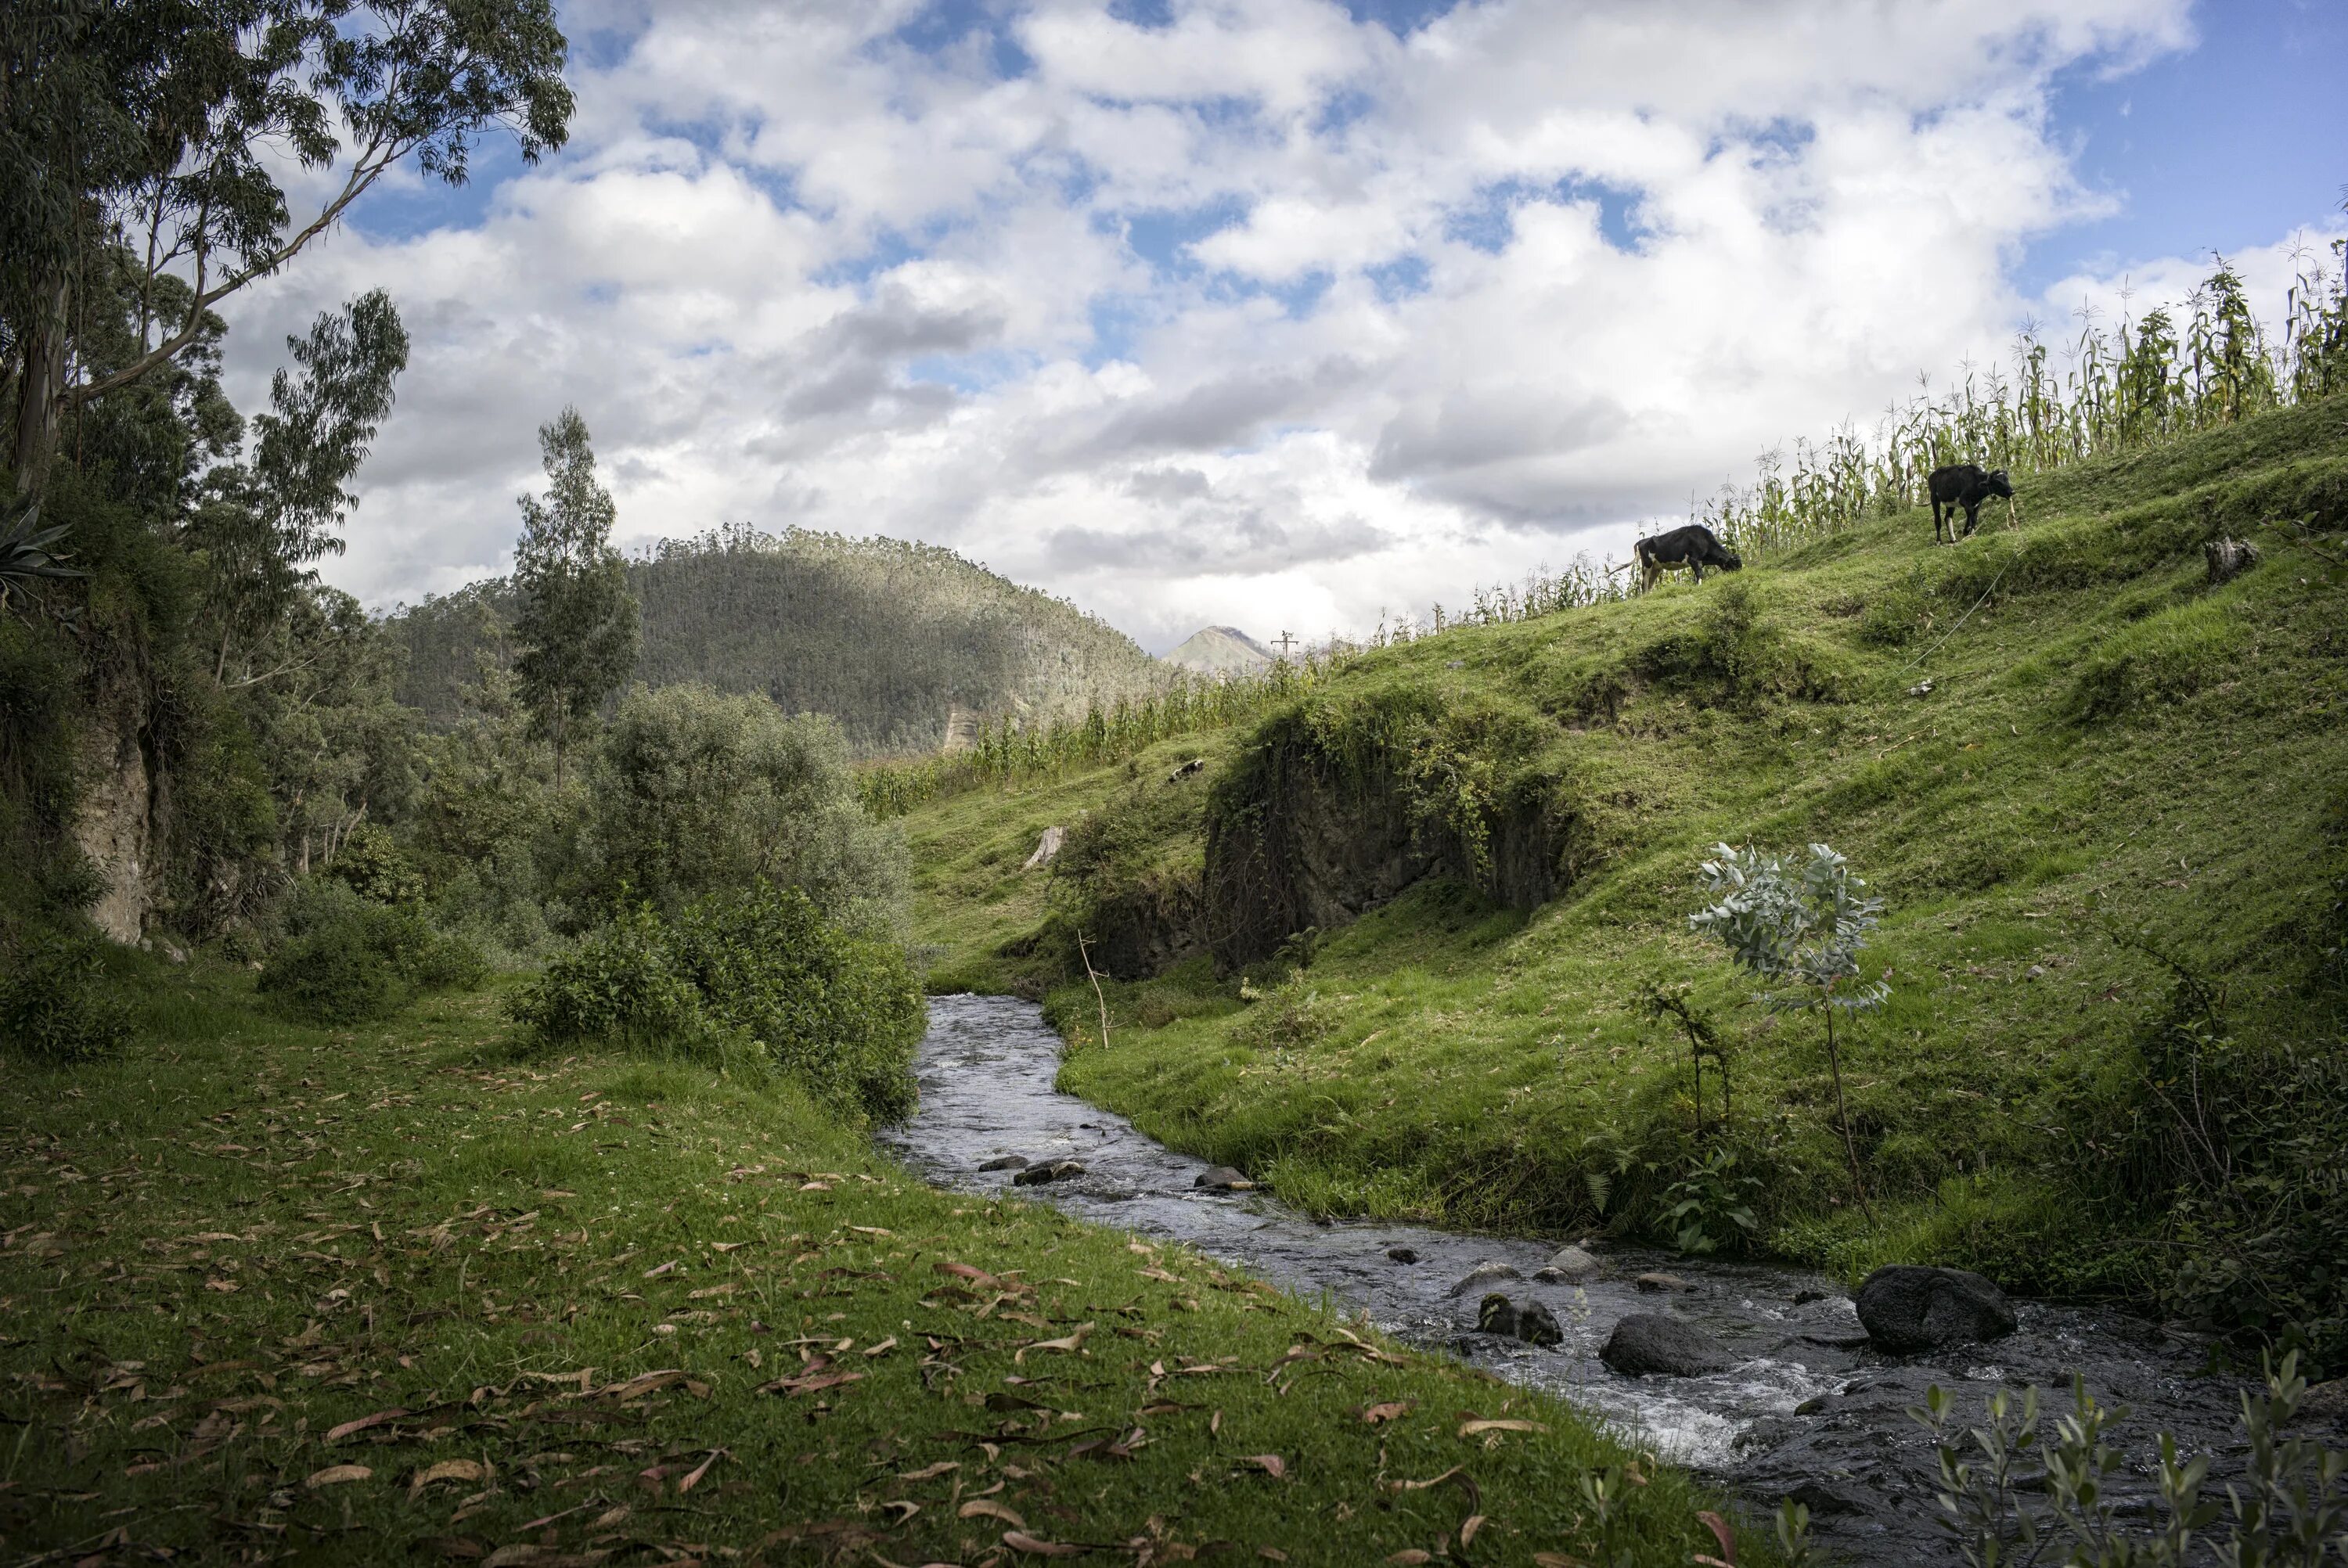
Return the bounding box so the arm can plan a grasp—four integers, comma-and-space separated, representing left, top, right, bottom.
1633, 524, 1742, 592
1928, 464, 2015, 544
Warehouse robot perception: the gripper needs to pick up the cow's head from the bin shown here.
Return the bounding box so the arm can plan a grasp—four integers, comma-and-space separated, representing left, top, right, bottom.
1986, 469, 2014, 498
1720, 548, 1744, 571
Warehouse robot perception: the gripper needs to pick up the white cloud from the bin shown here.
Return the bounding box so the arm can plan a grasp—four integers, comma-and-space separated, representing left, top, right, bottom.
209, 0, 2340, 655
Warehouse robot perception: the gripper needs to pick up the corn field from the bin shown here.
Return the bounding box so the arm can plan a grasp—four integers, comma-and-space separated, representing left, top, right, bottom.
1695, 246, 2348, 559
859, 246, 2348, 816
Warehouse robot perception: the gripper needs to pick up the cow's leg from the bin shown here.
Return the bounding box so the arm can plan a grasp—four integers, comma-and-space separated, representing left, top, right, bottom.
1640, 559, 1661, 593
1963, 501, 1980, 538
1691, 561, 1705, 584
1932, 499, 1946, 544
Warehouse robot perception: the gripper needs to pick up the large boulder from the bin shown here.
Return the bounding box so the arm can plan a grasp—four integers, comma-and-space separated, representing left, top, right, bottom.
1601, 1314, 1736, 1378
1856, 1266, 2017, 1350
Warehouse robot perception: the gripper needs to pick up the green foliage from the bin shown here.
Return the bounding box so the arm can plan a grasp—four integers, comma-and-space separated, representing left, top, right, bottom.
586, 683, 907, 932
513, 884, 924, 1123
0, 930, 132, 1062
510, 408, 640, 783
326, 822, 427, 904
257, 889, 487, 1024
1910, 1358, 2347, 1566
1659, 1148, 1761, 1257
1691, 843, 1890, 1016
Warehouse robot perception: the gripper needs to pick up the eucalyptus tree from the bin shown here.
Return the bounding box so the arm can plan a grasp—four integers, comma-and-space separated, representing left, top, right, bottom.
2, 0, 572, 489
1690, 841, 1890, 1217
510, 408, 638, 789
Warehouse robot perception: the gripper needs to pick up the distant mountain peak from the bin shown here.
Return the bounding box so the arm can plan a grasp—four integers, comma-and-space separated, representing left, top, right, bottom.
1164, 625, 1274, 675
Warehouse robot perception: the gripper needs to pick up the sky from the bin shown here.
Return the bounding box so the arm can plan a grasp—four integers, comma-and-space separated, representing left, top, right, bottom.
218, 0, 2348, 654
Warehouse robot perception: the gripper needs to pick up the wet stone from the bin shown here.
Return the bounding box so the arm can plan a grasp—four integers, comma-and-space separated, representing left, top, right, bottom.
977, 1155, 1029, 1171
1601, 1312, 1736, 1377
1193, 1166, 1255, 1192
1540, 1245, 1600, 1281
1386, 1246, 1418, 1264
1475, 1294, 1564, 1347
1634, 1271, 1695, 1293
1446, 1261, 1523, 1297
1784, 1479, 1867, 1516
1013, 1159, 1086, 1185
1856, 1265, 2017, 1350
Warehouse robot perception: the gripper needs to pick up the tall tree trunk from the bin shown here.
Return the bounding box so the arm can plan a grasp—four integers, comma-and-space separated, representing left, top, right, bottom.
10, 275, 70, 493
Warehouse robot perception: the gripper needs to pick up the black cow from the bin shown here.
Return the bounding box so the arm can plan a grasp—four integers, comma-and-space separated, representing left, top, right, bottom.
1928, 464, 2015, 544
1633, 524, 1742, 592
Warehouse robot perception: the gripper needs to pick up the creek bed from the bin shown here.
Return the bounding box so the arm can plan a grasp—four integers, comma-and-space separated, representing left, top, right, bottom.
881, 994, 2249, 1564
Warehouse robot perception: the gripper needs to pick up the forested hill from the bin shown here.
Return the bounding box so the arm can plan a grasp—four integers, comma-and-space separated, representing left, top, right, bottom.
388, 524, 1165, 753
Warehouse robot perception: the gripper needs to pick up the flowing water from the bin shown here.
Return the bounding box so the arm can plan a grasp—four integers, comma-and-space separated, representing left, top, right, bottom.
881, 994, 2253, 1564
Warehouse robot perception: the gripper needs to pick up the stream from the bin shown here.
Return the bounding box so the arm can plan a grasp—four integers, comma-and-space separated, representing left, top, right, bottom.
880, 994, 2252, 1564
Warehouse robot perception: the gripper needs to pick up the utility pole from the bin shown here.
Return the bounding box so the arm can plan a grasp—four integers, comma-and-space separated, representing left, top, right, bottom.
1274, 631, 1298, 660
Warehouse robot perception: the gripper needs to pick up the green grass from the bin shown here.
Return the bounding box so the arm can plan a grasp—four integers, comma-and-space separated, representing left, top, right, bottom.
899, 394, 2348, 1314
0, 959, 1751, 1566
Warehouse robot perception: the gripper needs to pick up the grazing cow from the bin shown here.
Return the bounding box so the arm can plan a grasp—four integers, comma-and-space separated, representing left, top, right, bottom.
1928, 464, 2015, 544
1633, 524, 1742, 592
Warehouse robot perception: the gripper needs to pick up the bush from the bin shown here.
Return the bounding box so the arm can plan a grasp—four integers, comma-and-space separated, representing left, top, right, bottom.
257, 895, 488, 1024
0, 931, 133, 1062
585, 685, 908, 932
326, 822, 427, 904
513, 883, 924, 1123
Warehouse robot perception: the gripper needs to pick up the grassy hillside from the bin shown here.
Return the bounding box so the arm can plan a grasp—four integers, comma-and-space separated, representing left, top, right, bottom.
900, 394, 2348, 1363
389, 527, 1165, 755
0, 958, 1749, 1566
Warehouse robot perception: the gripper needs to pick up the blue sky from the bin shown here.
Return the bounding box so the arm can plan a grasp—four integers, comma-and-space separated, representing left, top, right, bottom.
2022, 0, 2346, 296
239, 0, 2347, 649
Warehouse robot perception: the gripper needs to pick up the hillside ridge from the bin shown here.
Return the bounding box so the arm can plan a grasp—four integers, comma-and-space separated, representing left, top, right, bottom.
387, 525, 1166, 754
895, 393, 2348, 1368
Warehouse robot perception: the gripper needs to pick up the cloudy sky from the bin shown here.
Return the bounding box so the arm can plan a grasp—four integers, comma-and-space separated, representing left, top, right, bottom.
220, 0, 2347, 653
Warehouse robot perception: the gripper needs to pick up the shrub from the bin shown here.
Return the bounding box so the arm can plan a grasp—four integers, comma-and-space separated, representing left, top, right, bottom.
326, 822, 427, 904
257, 896, 488, 1024
585, 685, 908, 932
513, 883, 924, 1123
0, 931, 133, 1062
506, 904, 711, 1048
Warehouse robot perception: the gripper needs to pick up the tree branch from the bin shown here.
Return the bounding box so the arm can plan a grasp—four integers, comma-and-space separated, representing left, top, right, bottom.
63, 142, 398, 409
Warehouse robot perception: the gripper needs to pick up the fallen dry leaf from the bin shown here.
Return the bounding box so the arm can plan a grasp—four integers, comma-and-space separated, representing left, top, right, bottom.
1531, 1555, 1588, 1568
596, 1368, 689, 1401
1696, 1508, 1737, 1566
1459, 1419, 1547, 1437
411, 1458, 488, 1492
1360, 1401, 1413, 1425
1003, 1531, 1089, 1558
676, 1448, 725, 1494
1386, 1553, 1431, 1566
960, 1499, 1028, 1530
642, 1260, 679, 1279
325, 1408, 410, 1444
862, 1336, 899, 1358
1240, 1455, 1287, 1480
1014, 1323, 1093, 1365
899, 1461, 960, 1482
306, 1463, 373, 1488
1460, 1515, 1487, 1548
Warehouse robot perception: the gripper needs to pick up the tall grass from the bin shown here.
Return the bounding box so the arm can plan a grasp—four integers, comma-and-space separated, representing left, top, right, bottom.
1697, 247, 2348, 559
862, 245, 2348, 816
